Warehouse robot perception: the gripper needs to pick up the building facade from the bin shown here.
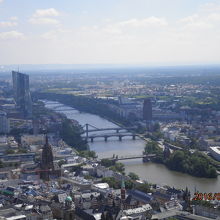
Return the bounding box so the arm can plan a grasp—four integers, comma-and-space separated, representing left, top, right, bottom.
209, 146, 220, 161
0, 111, 10, 134
12, 71, 32, 118
143, 98, 152, 121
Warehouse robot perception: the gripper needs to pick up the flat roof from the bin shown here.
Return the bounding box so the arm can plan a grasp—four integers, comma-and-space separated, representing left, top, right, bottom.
93, 183, 109, 189
7, 215, 26, 220
210, 146, 220, 155
152, 210, 215, 220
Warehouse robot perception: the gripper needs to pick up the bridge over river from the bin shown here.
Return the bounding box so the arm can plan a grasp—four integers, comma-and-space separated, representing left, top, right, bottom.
86, 132, 139, 142
102, 154, 156, 162
43, 100, 220, 194
81, 123, 138, 142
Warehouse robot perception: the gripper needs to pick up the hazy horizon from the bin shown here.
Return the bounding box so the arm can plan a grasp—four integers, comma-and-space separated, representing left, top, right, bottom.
1, 63, 220, 76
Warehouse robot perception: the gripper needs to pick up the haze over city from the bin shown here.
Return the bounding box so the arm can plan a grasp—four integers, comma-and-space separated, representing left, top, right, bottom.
1, 0, 220, 65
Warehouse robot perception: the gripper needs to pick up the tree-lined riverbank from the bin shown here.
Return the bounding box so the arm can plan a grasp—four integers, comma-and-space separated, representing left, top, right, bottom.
144, 141, 217, 178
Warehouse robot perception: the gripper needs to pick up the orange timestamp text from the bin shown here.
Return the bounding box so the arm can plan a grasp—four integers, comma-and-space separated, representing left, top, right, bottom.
192, 192, 220, 201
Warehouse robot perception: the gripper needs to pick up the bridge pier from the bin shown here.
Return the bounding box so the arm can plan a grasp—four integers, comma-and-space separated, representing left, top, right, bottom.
116, 129, 119, 133
104, 136, 108, 142
90, 137, 94, 143
143, 156, 150, 163
85, 124, 89, 140
132, 135, 136, 140
119, 135, 122, 141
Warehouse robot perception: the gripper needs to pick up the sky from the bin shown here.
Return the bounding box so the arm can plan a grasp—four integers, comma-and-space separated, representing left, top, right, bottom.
1, 0, 220, 65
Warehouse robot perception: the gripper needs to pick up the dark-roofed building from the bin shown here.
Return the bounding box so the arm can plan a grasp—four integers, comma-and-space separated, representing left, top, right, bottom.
127, 189, 154, 204
40, 136, 54, 181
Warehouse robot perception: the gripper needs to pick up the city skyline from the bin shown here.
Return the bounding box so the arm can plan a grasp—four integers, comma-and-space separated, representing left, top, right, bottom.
1, 0, 220, 65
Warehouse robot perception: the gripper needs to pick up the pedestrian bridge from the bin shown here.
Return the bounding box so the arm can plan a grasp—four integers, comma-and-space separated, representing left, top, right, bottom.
102, 154, 156, 161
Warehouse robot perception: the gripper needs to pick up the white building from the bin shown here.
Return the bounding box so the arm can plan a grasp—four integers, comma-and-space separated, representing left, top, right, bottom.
121, 204, 152, 219
0, 111, 10, 134
96, 165, 114, 178
209, 146, 220, 161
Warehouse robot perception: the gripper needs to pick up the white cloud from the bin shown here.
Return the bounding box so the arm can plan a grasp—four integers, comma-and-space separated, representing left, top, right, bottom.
29, 17, 60, 25
0, 31, 25, 40
29, 8, 61, 26
178, 3, 220, 30
0, 21, 17, 28
41, 28, 71, 40
118, 17, 168, 28
33, 8, 60, 18
9, 16, 18, 21
179, 14, 199, 23
103, 17, 168, 35
199, 2, 220, 13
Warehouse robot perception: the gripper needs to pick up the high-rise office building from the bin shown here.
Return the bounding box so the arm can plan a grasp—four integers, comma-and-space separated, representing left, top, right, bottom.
143, 98, 152, 121
33, 119, 39, 135
0, 111, 10, 134
12, 71, 32, 118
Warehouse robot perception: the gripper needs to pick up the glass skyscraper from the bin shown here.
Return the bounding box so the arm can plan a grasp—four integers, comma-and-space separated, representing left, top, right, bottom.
12, 71, 32, 118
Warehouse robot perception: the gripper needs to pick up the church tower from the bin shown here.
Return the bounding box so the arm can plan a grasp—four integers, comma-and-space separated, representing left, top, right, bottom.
40, 135, 54, 181
121, 178, 126, 201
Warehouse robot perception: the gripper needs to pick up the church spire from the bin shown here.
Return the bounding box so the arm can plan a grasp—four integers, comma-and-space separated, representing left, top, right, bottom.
121, 177, 125, 189
121, 177, 126, 200
40, 134, 54, 181
45, 134, 48, 145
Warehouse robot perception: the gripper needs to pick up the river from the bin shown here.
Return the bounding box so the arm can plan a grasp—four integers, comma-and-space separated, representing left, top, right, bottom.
44, 100, 220, 193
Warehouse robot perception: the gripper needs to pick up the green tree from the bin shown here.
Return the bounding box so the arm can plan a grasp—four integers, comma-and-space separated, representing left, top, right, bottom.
102, 177, 120, 189
135, 183, 151, 193
101, 159, 115, 167
125, 179, 134, 189
6, 149, 15, 154
128, 172, 139, 180
58, 159, 66, 167
60, 118, 88, 151
79, 150, 96, 158
144, 141, 162, 154
110, 162, 125, 174
165, 151, 217, 178
0, 160, 4, 168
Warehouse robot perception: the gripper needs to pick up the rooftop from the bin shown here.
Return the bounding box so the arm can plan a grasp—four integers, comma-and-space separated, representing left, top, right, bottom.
209, 146, 220, 155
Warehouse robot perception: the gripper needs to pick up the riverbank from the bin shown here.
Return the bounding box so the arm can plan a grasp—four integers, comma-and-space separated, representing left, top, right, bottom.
144, 141, 218, 178
43, 100, 220, 193
34, 92, 131, 126
41, 96, 218, 178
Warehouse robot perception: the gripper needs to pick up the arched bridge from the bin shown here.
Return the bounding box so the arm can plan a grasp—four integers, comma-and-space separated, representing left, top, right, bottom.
82, 123, 137, 142
87, 132, 138, 142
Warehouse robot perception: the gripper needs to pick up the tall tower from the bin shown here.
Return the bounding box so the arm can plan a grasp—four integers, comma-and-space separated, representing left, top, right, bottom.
12, 71, 32, 118
33, 119, 39, 135
0, 111, 10, 134
121, 178, 126, 201
143, 98, 152, 121
40, 135, 54, 181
